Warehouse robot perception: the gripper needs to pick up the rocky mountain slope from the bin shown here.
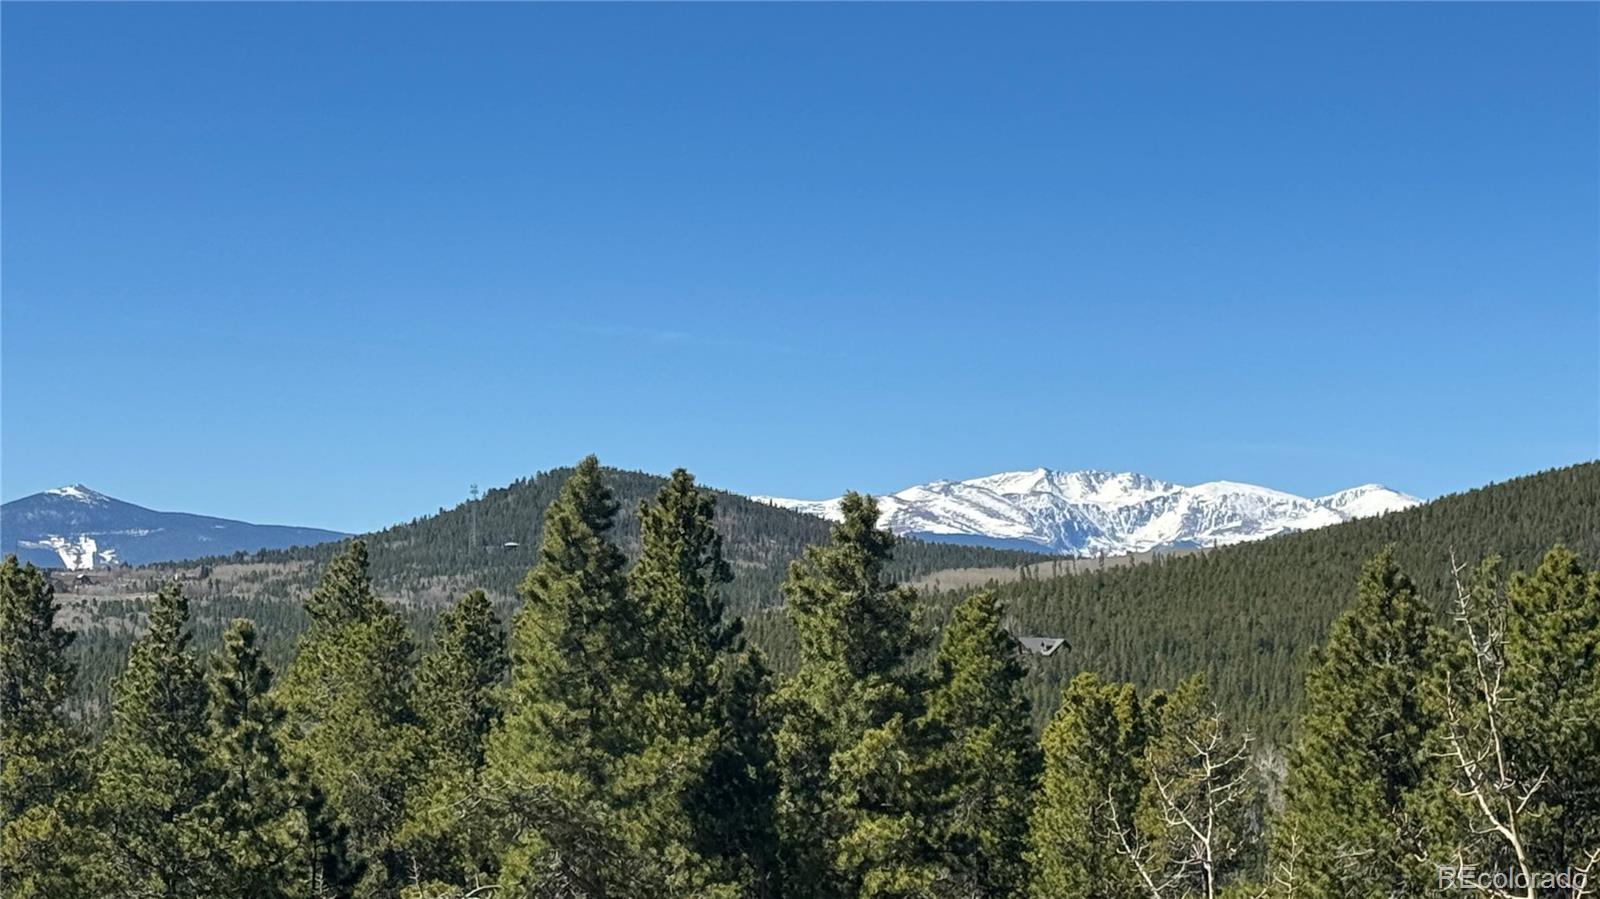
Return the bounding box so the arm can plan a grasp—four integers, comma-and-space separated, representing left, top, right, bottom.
756, 468, 1420, 555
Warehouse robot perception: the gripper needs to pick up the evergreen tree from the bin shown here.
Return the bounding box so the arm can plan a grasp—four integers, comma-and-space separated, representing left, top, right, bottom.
773, 492, 935, 898
485, 456, 724, 897
1277, 548, 1441, 898
1501, 546, 1600, 872
631, 469, 778, 895
0, 556, 87, 899
304, 538, 388, 627
693, 647, 781, 898
88, 582, 216, 898
1027, 673, 1151, 899
402, 589, 509, 891
920, 590, 1038, 898
198, 618, 310, 897
279, 540, 423, 898
414, 589, 508, 769
300, 779, 365, 899
632, 469, 739, 697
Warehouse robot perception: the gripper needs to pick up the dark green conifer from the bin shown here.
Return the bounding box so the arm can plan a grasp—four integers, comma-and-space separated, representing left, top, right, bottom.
694, 647, 781, 898
631, 469, 777, 895
773, 492, 934, 898
402, 589, 509, 889
414, 589, 508, 769
90, 582, 215, 898
279, 539, 423, 898
300, 780, 364, 899
921, 590, 1038, 898
632, 468, 739, 704
305, 538, 386, 627
0, 556, 88, 899
486, 457, 725, 897
1504, 546, 1600, 868
1027, 672, 1150, 899
1278, 548, 1441, 898
199, 619, 306, 897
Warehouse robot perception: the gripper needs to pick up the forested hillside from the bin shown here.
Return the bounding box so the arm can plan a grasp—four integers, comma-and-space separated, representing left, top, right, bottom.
61, 467, 1044, 720
58, 462, 1600, 735
6, 458, 1596, 899
922, 462, 1598, 738
211, 466, 1049, 612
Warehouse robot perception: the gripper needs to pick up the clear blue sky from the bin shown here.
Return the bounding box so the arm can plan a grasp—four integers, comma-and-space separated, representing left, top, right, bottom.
3, 3, 1596, 533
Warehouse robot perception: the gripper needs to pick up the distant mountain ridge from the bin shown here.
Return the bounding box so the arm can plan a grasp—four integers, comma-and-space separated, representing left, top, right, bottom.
243, 466, 1051, 613
3, 467, 1419, 571
0, 485, 347, 569
755, 468, 1421, 555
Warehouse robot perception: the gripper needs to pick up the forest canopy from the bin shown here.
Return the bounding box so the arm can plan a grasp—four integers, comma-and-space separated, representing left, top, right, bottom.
3, 459, 1596, 898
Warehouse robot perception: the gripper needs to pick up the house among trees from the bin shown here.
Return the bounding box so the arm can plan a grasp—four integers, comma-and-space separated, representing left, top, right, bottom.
1017, 635, 1067, 656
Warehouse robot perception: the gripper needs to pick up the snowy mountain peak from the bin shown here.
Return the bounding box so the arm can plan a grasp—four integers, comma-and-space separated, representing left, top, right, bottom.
2, 486, 347, 570
1314, 484, 1422, 519
961, 468, 1177, 506
757, 469, 1421, 556
963, 467, 1058, 495
45, 484, 109, 503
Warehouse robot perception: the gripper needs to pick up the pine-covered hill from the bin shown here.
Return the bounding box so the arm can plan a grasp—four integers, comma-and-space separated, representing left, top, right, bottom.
51, 467, 1050, 720
926, 461, 1598, 741
228, 466, 1050, 613
741, 462, 1600, 742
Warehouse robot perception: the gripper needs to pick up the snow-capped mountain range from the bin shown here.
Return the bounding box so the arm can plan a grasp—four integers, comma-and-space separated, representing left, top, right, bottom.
1, 485, 347, 570
3, 471, 1420, 570
754, 469, 1421, 556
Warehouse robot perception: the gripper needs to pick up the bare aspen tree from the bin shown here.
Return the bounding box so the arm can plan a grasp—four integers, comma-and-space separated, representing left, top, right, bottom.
1432, 554, 1539, 899
1255, 821, 1304, 899
1432, 553, 1599, 899
1102, 678, 1261, 899
402, 859, 499, 899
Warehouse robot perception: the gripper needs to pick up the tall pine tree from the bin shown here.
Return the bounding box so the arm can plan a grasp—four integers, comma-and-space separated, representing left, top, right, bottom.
920, 590, 1038, 898
485, 456, 724, 897
414, 589, 507, 770
632, 469, 739, 702
0, 556, 88, 899
696, 647, 781, 898
631, 469, 778, 895
1502, 546, 1600, 871
774, 492, 936, 899
1278, 548, 1441, 899
88, 582, 216, 899
199, 618, 318, 898
278, 539, 423, 898
402, 589, 509, 892
1027, 672, 1151, 899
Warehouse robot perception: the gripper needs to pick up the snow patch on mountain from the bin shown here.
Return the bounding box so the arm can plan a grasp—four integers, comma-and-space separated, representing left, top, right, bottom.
18, 534, 117, 570
754, 469, 1421, 556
